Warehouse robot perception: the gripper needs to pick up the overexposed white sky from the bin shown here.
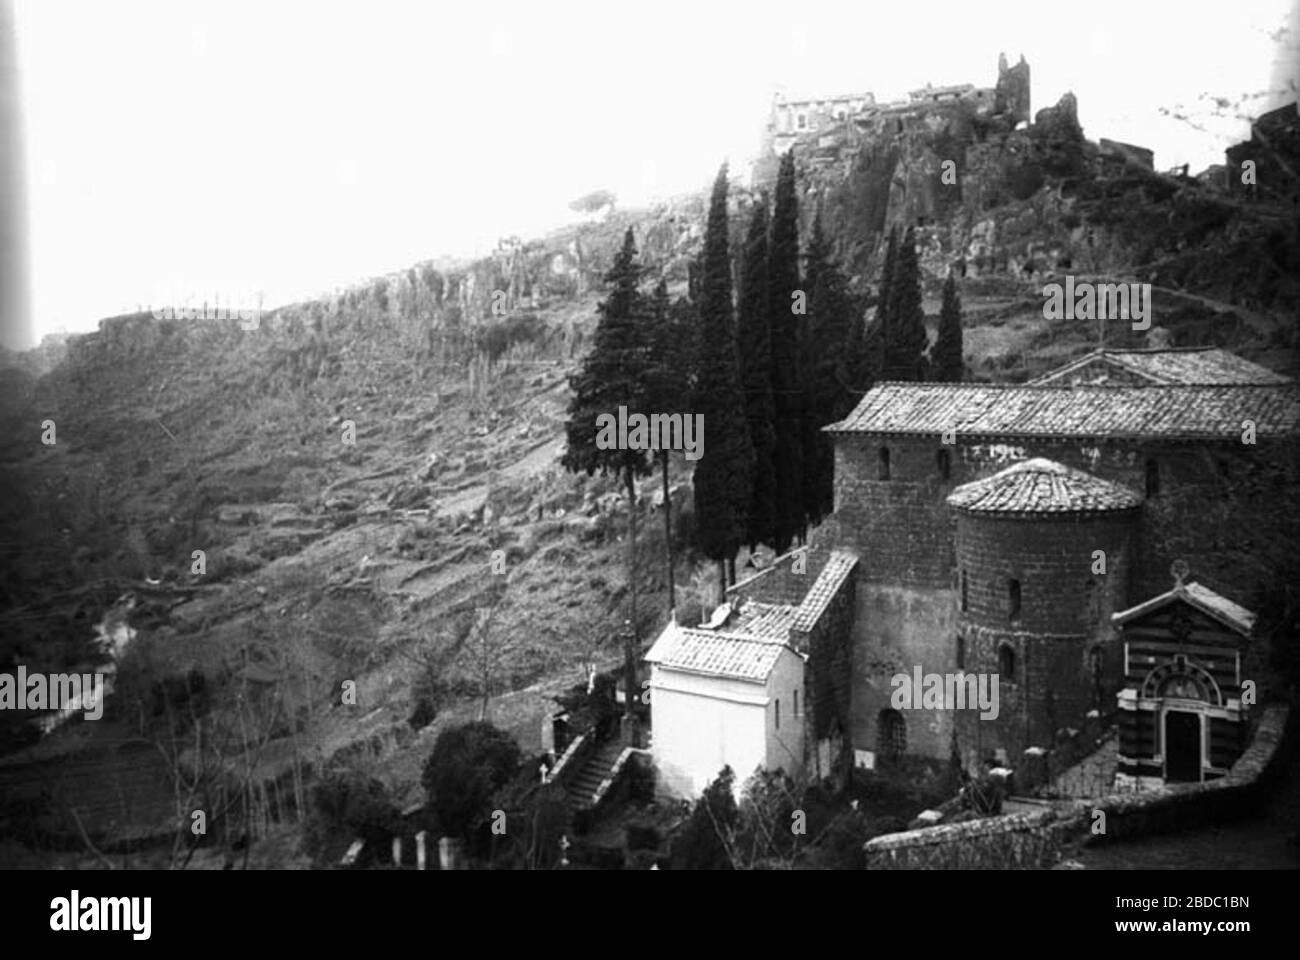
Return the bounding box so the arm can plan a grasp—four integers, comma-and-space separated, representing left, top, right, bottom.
7, 0, 1297, 349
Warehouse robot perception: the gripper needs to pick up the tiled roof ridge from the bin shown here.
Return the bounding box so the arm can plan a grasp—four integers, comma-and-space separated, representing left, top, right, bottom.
863, 380, 1292, 390
677, 623, 794, 647
948, 457, 1142, 514
828, 381, 1300, 438
1112, 579, 1256, 635
791, 550, 860, 634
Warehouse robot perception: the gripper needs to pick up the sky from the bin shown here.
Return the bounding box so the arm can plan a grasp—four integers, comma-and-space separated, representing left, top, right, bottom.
4, 0, 1297, 350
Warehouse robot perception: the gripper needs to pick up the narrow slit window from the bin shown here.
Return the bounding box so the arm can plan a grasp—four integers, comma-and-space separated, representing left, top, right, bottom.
937, 448, 951, 480
793, 689, 799, 717
961, 570, 968, 612
998, 643, 1016, 680
1008, 578, 1021, 620
879, 446, 891, 480
775, 698, 781, 730
1145, 458, 1160, 498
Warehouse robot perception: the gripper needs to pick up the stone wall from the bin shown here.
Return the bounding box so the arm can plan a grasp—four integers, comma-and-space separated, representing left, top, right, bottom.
1074, 702, 1290, 843
829, 430, 1271, 763
862, 807, 1072, 869
727, 545, 828, 607
833, 432, 1267, 615
861, 703, 1289, 867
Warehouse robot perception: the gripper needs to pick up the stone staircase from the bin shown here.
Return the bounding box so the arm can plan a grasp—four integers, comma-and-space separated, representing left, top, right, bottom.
564, 740, 626, 811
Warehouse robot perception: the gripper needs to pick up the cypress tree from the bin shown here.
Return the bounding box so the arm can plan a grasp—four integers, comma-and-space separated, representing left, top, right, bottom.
692, 165, 754, 592
875, 227, 898, 342
931, 271, 965, 382
859, 227, 896, 389
736, 199, 778, 550
645, 280, 698, 616
884, 226, 928, 381
560, 227, 653, 717
803, 212, 858, 525
768, 150, 804, 553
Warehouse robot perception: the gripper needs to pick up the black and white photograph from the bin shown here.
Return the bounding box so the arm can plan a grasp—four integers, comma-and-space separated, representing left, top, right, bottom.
0, 0, 1297, 932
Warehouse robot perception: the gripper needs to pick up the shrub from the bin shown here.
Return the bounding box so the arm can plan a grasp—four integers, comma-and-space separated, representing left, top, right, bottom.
670, 766, 738, 870
303, 771, 401, 863
421, 722, 521, 839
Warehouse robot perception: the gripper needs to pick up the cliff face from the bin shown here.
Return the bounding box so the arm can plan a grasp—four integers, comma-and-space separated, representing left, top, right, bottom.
784, 87, 1297, 322
792, 90, 1093, 284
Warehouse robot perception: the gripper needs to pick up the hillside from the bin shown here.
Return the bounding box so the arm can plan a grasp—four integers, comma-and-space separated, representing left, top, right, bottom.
1, 92, 1296, 864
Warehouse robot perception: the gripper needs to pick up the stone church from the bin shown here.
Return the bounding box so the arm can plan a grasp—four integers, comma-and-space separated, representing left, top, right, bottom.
649, 346, 1298, 796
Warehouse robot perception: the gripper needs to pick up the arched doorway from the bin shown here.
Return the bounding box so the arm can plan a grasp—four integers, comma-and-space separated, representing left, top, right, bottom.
1152, 668, 1214, 783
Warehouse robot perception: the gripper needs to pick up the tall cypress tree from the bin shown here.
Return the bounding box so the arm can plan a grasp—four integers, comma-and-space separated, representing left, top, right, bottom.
883, 226, 928, 381
931, 271, 964, 382
862, 227, 897, 387
560, 227, 653, 718
692, 165, 754, 593
768, 150, 804, 553
737, 199, 778, 550
645, 280, 696, 616
803, 212, 858, 525
875, 227, 898, 340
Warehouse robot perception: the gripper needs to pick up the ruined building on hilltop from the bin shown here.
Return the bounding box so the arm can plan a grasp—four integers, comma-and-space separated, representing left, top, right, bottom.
752, 53, 1031, 188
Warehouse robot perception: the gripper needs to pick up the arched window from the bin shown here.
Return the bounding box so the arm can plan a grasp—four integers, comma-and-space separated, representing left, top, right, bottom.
878, 446, 891, 480
998, 643, 1016, 681
1008, 578, 1021, 620
877, 709, 907, 761
956, 634, 966, 670
1145, 458, 1160, 498
937, 448, 951, 480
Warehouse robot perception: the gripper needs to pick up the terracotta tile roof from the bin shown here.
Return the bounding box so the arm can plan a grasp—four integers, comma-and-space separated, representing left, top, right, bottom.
645, 626, 786, 682
645, 602, 800, 682
1031, 348, 1291, 386
827, 382, 1300, 440
1112, 580, 1256, 636
947, 458, 1142, 515
725, 600, 800, 640
792, 551, 859, 633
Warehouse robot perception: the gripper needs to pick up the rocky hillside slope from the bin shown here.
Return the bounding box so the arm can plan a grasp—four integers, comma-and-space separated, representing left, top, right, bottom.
0, 97, 1295, 861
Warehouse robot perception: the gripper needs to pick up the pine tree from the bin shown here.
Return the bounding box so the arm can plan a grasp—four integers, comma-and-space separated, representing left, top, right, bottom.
736, 199, 778, 550
768, 150, 804, 552
883, 227, 928, 381
931, 271, 965, 382
560, 227, 653, 717
692, 165, 755, 593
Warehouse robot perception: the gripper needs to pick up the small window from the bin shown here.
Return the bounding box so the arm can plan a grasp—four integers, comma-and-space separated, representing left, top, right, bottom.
1145, 458, 1160, 498
879, 446, 892, 480
1008, 578, 1021, 620
775, 698, 781, 730
796, 114, 807, 129
793, 689, 799, 717
998, 643, 1016, 680
956, 635, 965, 670
878, 709, 907, 761
937, 448, 951, 480
960, 570, 968, 612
